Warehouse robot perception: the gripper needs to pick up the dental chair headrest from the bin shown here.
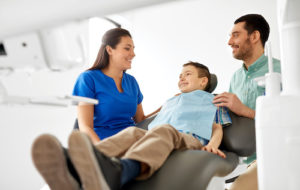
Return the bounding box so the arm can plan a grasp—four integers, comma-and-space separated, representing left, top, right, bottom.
208, 74, 217, 93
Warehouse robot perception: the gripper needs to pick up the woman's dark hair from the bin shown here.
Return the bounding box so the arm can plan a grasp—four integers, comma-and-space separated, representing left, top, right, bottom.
234, 14, 270, 47
183, 61, 211, 92
88, 28, 132, 70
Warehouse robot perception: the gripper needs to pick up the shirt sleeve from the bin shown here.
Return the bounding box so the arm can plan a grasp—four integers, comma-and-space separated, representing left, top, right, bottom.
72, 72, 95, 99
229, 75, 235, 93
214, 106, 232, 126
273, 59, 281, 73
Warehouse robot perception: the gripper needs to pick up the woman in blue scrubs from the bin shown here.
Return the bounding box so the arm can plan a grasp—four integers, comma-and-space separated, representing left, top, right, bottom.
73, 28, 155, 143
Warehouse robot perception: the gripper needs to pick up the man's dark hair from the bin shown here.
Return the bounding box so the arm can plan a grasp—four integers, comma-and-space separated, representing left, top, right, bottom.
183, 61, 211, 92
234, 14, 270, 47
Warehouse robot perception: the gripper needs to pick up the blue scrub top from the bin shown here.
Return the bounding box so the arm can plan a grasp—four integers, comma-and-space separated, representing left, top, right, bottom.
73, 69, 143, 139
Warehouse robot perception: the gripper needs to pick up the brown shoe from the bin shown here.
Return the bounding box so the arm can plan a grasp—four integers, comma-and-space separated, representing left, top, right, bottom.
68, 131, 122, 190
32, 134, 80, 190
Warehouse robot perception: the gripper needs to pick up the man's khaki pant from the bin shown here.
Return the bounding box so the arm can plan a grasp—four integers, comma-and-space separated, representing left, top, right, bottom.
230, 161, 258, 190
94, 124, 203, 179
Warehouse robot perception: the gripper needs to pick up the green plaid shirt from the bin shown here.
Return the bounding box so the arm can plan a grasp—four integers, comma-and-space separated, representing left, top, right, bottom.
229, 54, 281, 163
229, 54, 281, 110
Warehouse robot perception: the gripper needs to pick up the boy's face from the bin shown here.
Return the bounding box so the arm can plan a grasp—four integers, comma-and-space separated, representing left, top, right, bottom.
178, 65, 208, 93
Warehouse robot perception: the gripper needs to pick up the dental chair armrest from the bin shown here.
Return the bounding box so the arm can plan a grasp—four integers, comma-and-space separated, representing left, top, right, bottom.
221, 111, 256, 157
123, 150, 239, 190
136, 114, 157, 130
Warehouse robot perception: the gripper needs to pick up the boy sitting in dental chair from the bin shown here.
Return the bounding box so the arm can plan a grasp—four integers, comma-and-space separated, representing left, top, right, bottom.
32, 61, 231, 190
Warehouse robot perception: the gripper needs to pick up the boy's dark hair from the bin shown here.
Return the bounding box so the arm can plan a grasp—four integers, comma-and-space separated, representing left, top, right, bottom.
183, 61, 211, 92
234, 14, 270, 47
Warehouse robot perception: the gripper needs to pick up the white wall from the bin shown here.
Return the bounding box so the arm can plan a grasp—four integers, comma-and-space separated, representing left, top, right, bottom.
122, 0, 280, 114
0, 70, 81, 190
0, 0, 279, 189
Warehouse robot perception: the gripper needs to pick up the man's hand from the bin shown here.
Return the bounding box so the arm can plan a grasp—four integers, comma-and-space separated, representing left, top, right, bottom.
201, 144, 226, 158
213, 92, 244, 114
213, 92, 255, 119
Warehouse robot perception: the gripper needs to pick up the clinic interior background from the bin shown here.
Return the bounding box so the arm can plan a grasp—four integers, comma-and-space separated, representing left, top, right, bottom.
0, 0, 279, 189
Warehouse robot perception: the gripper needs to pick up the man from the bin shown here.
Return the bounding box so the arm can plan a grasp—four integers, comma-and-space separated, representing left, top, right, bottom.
213, 14, 281, 190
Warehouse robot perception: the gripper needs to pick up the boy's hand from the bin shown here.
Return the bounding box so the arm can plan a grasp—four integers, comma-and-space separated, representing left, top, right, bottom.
201, 144, 226, 158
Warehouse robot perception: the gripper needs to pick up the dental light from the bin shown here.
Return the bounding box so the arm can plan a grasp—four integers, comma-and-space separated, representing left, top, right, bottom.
0, 81, 98, 106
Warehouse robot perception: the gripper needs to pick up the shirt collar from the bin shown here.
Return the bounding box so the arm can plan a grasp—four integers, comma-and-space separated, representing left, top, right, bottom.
242, 54, 266, 73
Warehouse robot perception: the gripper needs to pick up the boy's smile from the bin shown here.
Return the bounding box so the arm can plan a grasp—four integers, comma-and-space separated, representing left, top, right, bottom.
178, 65, 208, 93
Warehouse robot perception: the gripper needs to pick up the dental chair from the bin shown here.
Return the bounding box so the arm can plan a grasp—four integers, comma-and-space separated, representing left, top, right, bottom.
73, 74, 256, 190
123, 74, 256, 190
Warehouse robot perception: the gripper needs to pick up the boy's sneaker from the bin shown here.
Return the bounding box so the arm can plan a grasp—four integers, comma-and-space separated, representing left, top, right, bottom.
68, 131, 122, 190
31, 134, 80, 190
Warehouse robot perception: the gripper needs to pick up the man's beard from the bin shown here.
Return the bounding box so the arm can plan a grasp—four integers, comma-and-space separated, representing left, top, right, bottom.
233, 38, 253, 61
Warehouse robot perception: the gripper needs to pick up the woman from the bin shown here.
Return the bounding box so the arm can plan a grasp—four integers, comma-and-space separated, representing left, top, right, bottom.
32, 28, 160, 190
73, 28, 155, 143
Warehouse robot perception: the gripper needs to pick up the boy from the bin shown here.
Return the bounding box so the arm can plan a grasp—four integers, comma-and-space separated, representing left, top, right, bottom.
32, 61, 231, 190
